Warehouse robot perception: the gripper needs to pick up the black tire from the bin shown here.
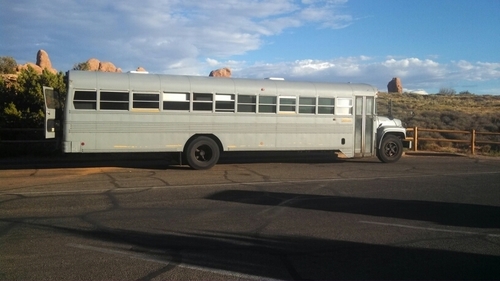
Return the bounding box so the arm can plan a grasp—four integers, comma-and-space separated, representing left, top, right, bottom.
377, 135, 403, 163
184, 136, 220, 170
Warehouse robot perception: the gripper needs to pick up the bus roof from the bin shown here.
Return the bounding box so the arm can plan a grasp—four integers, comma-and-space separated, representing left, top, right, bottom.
67, 70, 378, 97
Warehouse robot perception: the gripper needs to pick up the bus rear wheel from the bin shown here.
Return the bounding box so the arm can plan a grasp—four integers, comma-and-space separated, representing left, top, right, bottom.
377, 135, 403, 163
185, 136, 220, 170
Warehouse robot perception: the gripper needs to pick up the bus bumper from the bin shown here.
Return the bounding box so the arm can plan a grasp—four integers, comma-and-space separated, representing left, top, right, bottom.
403, 140, 412, 149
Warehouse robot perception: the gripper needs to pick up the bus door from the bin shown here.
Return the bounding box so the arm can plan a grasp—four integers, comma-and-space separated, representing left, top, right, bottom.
354, 96, 375, 157
43, 86, 59, 139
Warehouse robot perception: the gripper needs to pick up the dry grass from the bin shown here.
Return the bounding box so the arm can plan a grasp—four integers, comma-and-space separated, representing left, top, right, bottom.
377, 92, 500, 154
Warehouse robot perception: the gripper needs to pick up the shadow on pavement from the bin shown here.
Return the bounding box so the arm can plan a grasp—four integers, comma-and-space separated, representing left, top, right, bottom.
9, 220, 499, 280
207, 190, 500, 229
0, 151, 349, 170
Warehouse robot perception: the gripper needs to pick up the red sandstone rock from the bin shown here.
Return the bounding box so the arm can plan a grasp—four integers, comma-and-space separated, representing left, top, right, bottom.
387, 77, 403, 93
209, 67, 231, 77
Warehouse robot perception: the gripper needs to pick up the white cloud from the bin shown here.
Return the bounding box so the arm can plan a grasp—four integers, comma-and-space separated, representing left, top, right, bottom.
452, 61, 500, 81
1, 0, 499, 94
206, 58, 220, 67
231, 56, 500, 94
405, 89, 429, 95
298, 0, 352, 29
1, 0, 353, 73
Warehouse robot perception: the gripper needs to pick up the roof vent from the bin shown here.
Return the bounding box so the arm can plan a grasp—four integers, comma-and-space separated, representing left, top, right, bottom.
128, 71, 149, 74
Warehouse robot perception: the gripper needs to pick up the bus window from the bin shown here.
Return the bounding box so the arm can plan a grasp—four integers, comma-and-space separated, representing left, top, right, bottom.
100, 91, 129, 110
318, 97, 335, 114
279, 96, 296, 113
193, 93, 213, 111
133, 93, 159, 109
215, 94, 235, 113
258, 96, 276, 113
74, 91, 97, 110
163, 92, 189, 111
336, 98, 352, 115
299, 97, 316, 114
237, 95, 256, 113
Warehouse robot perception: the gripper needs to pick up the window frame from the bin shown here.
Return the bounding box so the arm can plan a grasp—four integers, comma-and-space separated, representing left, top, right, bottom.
215, 93, 235, 113
163, 92, 190, 111
336, 98, 353, 115
258, 95, 277, 114
278, 96, 297, 114
237, 94, 257, 113
298, 96, 316, 114
132, 92, 160, 110
318, 97, 335, 115
73, 90, 97, 110
99, 91, 129, 111
192, 92, 214, 112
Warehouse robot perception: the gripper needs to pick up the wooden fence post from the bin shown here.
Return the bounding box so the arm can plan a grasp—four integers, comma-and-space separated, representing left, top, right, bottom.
471, 129, 476, 155
414, 127, 418, 152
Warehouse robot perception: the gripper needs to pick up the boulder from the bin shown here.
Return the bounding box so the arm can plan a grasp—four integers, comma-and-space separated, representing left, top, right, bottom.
18, 62, 43, 74
209, 67, 231, 77
98, 61, 119, 72
36, 50, 54, 72
84, 58, 121, 72
16, 49, 57, 74
87, 58, 101, 71
387, 77, 403, 93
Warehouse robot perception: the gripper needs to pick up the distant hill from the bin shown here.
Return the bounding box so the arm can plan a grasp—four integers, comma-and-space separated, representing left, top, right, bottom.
377, 92, 500, 153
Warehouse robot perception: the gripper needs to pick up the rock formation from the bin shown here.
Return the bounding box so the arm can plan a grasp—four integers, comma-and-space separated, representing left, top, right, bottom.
16, 49, 57, 74
36, 50, 56, 73
99, 61, 119, 72
209, 67, 231, 77
2, 50, 127, 86
85, 58, 121, 72
86, 58, 100, 71
387, 77, 403, 93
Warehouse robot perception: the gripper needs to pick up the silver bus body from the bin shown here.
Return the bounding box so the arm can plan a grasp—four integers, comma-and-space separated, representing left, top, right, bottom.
43, 71, 409, 169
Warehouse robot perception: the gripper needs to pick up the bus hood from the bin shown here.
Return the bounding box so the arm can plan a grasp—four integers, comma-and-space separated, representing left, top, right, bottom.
376, 116, 404, 128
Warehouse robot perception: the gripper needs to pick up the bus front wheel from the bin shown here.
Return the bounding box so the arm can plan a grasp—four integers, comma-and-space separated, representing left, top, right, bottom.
377, 135, 403, 163
185, 136, 220, 170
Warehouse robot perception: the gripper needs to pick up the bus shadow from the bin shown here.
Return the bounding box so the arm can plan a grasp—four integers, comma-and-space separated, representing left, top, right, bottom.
217, 151, 346, 165
207, 190, 500, 229
18, 220, 500, 280
0, 153, 174, 170
0, 151, 376, 170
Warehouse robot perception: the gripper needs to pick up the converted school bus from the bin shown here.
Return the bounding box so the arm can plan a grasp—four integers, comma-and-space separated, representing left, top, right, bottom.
43, 71, 410, 169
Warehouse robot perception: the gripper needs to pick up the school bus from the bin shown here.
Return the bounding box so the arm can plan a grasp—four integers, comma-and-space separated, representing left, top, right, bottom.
43, 71, 410, 169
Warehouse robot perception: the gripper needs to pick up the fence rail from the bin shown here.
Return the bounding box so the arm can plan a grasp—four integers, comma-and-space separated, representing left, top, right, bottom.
406, 127, 500, 155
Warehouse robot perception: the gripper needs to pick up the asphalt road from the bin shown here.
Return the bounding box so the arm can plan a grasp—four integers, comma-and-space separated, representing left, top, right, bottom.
1, 153, 499, 280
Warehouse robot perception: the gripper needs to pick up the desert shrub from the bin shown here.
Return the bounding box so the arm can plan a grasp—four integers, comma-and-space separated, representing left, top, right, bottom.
0, 56, 17, 74
73, 61, 90, 71
481, 145, 491, 154
438, 88, 456, 95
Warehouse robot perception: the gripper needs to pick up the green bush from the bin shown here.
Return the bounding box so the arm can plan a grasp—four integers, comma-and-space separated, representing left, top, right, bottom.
1, 66, 66, 128
0, 56, 17, 74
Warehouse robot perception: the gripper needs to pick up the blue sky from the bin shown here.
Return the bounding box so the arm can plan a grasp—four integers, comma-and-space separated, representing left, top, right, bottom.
1, 0, 499, 95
